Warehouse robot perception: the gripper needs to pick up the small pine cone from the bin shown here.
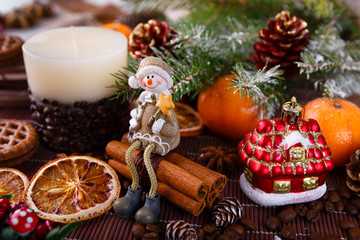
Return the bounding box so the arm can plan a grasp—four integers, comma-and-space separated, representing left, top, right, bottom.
165, 220, 197, 240
212, 197, 243, 229
346, 150, 360, 197
129, 19, 177, 60
252, 10, 309, 79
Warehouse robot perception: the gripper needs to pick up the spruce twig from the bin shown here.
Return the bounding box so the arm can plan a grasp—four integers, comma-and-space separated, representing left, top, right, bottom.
297, 20, 360, 98
109, 59, 143, 103
112, 0, 360, 110
229, 63, 284, 118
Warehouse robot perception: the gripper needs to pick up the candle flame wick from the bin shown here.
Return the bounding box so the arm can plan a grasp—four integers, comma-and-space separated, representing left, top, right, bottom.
70, 26, 79, 58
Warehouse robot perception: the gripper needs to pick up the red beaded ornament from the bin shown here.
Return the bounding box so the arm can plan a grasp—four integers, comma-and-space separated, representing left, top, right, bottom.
238, 97, 334, 206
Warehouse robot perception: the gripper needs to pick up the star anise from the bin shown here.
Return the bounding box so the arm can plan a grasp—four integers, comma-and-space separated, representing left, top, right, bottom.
197, 146, 238, 173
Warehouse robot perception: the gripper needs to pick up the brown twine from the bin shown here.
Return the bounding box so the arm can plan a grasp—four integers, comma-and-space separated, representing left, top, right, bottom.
134, 151, 162, 191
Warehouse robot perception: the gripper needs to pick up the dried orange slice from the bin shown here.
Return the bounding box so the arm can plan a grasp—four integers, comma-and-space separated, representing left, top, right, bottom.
0, 168, 29, 205
24, 156, 120, 223
175, 102, 203, 137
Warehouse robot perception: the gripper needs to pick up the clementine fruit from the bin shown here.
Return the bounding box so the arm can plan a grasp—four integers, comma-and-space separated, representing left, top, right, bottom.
304, 98, 360, 167
24, 156, 120, 223
197, 74, 261, 139
101, 22, 132, 39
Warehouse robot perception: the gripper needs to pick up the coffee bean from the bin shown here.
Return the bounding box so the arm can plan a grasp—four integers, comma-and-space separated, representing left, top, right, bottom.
324, 201, 335, 214
203, 223, 216, 234
345, 203, 358, 215
60, 128, 70, 136
281, 226, 296, 240
50, 99, 59, 106
306, 208, 321, 222
335, 201, 344, 211
351, 198, 360, 210
29, 95, 129, 152
325, 234, 340, 240
131, 224, 146, 239
348, 228, 360, 240
197, 229, 206, 240
321, 191, 329, 201
41, 98, 49, 104
339, 220, 356, 231
205, 230, 221, 240
45, 117, 52, 125
217, 234, 232, 240
146, 224, 163, 233
278, 208, 297, 223
281, 205, 294, 211
264, 216, 280, 231
309, 232, 324, 240
239, 218, 256, 231
142, 232, 159, 240
309, 201, 324, 211
338, 186, 352, 199
327, 184, 338, 191
43, 106, 52, 115
328, 192, 341, 203
294, 203, 308, 217
224, 224, 245, 240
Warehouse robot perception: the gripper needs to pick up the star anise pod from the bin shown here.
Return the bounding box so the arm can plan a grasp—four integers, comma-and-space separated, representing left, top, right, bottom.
197, 146, 238, 173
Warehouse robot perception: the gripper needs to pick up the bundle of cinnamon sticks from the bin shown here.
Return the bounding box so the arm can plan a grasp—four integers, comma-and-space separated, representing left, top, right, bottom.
106, 139, 227, 216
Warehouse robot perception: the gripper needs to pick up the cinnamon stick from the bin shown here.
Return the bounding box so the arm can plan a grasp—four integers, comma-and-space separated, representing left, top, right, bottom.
164, 152, 227, 193
106, 141, 208, 201
118, 136, 226, 194
163, 152, 227, 207
109, 159, 205, 216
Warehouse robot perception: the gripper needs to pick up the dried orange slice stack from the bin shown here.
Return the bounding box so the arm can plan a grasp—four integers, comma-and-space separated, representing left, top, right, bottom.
24, 156, 120, 223
0, 168, 29, 204
175, 102, 203, 137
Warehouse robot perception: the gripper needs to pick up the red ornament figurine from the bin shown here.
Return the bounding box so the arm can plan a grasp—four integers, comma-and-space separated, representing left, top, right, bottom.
238, 97, 334, 206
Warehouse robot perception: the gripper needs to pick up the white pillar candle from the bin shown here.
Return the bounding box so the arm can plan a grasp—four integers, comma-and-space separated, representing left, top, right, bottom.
23, 26, 127, 104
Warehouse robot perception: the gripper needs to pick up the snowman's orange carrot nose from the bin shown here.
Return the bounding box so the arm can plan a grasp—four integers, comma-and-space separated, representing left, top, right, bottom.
147, 78, 153, 85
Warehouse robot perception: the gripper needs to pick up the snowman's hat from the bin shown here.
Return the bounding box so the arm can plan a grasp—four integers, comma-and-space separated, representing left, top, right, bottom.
128, 57, 173, 89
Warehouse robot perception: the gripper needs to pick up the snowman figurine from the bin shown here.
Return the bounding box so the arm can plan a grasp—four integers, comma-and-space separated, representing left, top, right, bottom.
113, 57, 180, 225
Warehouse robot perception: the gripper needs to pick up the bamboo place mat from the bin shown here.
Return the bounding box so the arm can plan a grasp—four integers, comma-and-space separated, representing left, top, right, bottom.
0, 107, 359, 240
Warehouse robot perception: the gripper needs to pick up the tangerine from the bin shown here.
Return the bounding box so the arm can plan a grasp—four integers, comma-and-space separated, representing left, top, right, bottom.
101, 22, 132, 39
304, 98, 360, 167
197, 74, 261, 139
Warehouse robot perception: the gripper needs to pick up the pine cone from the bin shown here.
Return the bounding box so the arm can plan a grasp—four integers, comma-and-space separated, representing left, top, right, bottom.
346, 149, 360, 197
129, 19, 177, 60
165, 220, 197, 240
252, 10, 309, 79
212, 197, 243, 229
